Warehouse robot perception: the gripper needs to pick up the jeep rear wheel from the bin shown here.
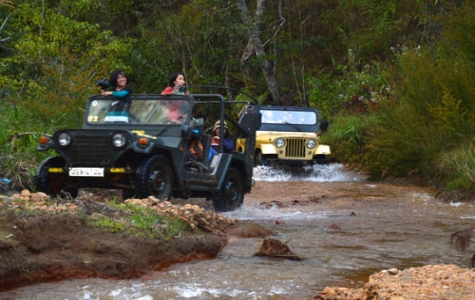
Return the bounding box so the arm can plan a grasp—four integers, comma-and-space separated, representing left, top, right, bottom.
212, 168, 244, 212
135, 155, 173, 200
36, 156, 78, 198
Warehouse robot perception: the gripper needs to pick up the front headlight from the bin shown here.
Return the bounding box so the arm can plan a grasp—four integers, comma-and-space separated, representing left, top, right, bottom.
58, 132, 71, 147
112, 133, 126, 148
306, 139, 317, 149
275, 138, 285, 148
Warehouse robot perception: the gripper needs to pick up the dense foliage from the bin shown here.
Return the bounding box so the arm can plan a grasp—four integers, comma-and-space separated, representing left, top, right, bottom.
1, 0, 475, 196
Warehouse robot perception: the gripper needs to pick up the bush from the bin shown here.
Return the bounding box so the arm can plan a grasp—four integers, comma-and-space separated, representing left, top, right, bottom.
321, 114, 377, 165
0, 100, 52, 190
438, 139, 475, 191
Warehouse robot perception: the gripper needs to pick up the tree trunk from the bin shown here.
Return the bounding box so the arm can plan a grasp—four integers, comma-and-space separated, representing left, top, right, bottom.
237, 0, 282, 105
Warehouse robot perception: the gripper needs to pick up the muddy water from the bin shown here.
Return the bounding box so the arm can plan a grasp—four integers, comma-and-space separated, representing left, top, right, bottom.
3, 164, 475, 299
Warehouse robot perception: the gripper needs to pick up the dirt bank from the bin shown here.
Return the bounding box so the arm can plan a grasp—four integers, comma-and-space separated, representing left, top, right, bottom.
0, 190, 271, 292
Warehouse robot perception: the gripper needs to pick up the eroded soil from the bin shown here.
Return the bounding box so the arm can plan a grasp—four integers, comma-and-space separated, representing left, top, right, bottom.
0, 191, 271, 292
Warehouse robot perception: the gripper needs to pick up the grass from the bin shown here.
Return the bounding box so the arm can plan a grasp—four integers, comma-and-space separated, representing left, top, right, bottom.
88, 203, 191, 240
0, 100, 52, 190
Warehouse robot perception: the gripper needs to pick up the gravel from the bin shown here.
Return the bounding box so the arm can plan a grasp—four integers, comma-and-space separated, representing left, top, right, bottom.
316, 264, 475, 300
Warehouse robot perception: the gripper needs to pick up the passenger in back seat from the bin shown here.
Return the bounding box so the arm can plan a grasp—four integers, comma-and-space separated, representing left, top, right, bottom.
188, 118, 217, 163
211, 120, 235, 153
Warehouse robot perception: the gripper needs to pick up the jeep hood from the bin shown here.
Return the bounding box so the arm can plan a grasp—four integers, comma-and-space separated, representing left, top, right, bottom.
256, 130, 318, 140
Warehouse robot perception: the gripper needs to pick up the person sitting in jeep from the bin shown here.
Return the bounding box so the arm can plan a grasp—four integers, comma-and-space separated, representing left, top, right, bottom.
211, 120, 235, 153
188, 117, 217, 161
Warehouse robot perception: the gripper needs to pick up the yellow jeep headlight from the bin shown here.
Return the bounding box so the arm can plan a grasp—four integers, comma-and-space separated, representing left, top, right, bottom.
275, 138, 285, 148
306, 139, 317, 149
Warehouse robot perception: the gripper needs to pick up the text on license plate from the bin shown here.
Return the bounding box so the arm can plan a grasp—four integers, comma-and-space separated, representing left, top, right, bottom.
69, 168, 104, 177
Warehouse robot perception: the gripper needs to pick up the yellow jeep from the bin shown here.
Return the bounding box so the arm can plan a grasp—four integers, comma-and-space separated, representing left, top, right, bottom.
255, 106, 331, 168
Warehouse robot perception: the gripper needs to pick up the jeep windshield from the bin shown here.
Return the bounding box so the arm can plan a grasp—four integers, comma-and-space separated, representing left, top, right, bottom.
85, 96, 192, 125
259, 108, 318, 132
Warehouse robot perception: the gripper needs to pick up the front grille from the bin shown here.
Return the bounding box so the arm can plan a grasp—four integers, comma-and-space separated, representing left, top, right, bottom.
73, 135, 110, 165
285, 138, 306, 158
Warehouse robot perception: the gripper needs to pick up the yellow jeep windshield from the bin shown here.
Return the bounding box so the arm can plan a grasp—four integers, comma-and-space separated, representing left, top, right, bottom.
261, 109, 317, 125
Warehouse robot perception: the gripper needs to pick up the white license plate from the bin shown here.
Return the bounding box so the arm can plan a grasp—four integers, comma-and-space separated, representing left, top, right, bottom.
69, 168, 104, 177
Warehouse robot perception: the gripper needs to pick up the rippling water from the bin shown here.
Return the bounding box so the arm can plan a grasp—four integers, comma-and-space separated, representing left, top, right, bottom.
3, 164, 475, 300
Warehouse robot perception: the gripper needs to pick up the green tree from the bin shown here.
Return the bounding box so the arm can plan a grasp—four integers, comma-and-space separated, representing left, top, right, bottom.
1, 3, 134, 127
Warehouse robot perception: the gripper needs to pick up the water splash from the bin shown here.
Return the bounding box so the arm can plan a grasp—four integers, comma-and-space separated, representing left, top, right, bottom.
253, 163, 365, 182
223, 203, 329, 221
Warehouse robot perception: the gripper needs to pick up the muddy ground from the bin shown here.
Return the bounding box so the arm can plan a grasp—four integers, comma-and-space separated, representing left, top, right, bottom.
0, 190, 271, 293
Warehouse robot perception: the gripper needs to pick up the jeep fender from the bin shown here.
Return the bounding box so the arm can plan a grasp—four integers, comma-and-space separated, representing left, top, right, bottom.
316, 144, 331, 155
258, 144, 278, 155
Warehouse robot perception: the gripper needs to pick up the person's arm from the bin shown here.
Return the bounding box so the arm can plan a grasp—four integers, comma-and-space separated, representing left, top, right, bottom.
161, 86, 174, 95
111, 90, 130, 98
103, 87, 133, 98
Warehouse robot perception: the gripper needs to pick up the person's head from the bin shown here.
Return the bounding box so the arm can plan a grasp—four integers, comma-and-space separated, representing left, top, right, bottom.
109, 69, 128, 89
169, 72, 186, 88
213, 120, 228, 135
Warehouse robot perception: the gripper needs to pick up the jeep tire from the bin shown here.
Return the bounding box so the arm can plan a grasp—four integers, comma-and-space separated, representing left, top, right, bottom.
135, 155, 173, 201
212, 168, 244, 212
36, 156, 78, 198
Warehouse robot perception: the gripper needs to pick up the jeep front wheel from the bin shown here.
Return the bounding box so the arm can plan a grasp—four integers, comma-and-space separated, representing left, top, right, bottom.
36, 156, 78, 198
135, 155, 173, 200
212, 168, 244, 212
255, 151, 268, 166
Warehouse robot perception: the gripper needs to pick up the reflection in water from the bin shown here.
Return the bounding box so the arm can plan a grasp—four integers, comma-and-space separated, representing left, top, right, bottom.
3, 164, 475, 299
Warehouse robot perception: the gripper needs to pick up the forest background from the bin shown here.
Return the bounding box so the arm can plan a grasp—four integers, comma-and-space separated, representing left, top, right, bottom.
1, 0, 475, 198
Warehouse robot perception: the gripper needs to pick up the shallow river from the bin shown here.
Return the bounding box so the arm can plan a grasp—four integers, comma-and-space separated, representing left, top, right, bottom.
2, 164, 475, 299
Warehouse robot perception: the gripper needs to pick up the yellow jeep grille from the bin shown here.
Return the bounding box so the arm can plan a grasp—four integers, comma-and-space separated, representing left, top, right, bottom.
284, 138, 307, 158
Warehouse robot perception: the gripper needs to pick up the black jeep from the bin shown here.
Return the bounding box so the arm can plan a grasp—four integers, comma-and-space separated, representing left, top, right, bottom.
35, 92, 260, 212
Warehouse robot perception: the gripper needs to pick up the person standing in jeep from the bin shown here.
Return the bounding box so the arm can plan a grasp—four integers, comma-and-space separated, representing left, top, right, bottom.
161, 72, 187, 95
99, 69, 133, 97
99, 69, 133, 123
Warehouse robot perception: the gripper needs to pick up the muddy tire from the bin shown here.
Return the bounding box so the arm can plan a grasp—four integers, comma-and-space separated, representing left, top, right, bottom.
315, 154, 331, 165
134, 155, 173, 200
36, 157, 78, 198
212, 168, 244, 212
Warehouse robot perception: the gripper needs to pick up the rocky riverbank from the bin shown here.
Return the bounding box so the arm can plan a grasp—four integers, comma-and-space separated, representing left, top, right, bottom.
314, 264, 475, 299
0, 190, 271, 292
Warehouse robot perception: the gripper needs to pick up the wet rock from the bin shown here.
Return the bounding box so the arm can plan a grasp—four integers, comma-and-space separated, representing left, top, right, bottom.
254, 237, 303, 261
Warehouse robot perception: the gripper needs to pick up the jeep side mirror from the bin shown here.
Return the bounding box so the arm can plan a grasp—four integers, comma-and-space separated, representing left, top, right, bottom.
320, 120, 329, 132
